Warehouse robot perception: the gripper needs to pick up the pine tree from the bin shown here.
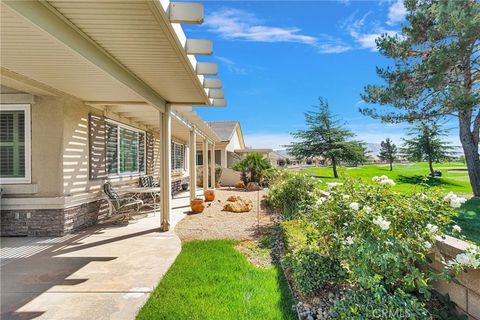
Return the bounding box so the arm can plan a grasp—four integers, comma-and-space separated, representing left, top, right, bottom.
361, 0, 480, 195
379, 138, 398, 171
401, 123, 454, 176
287, 97, 366, 178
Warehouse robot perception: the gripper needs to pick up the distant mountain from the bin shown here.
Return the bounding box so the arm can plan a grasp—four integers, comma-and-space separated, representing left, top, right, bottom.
365, 143, 381, 156
275, 144, 464, 159
275, 144, 382, 158
273, 148, 289, 157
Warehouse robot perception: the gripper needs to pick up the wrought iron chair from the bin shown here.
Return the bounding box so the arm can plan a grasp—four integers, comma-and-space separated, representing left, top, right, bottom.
139, 176, 159, 188
139, 176, 161, 204
103, 181, 143, 222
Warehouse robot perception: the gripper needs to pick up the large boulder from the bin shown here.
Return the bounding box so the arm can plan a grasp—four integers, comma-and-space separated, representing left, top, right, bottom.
246, 182, 261, 191
234, 181, 246, 189
223, 196, 253, 213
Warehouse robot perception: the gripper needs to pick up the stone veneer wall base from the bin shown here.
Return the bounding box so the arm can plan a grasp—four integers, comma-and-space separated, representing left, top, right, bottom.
1, 199, 107, 237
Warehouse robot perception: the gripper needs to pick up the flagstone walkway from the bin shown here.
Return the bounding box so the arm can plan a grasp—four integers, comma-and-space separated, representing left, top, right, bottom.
0, 190, 198, 320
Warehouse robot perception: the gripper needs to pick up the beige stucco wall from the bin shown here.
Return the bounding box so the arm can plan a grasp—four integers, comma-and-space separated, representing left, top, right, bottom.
2, 88, 192, 208
226, 129, 242, 152
62, 97, 103, 202
1, 88, 64, 197
32, 96, 65, 196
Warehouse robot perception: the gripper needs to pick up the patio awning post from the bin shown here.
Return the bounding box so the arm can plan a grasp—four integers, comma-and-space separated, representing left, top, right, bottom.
210, 142, 216, 189
160, 104, 172, 231
202, 138, 208, 193
189, 128, 197, 201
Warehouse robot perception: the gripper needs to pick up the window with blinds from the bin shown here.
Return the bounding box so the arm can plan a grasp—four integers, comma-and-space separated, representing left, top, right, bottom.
104, 120, 146, 176
0, 105, 30, 183
171, 142, 185, 170
105, 122, 118, 175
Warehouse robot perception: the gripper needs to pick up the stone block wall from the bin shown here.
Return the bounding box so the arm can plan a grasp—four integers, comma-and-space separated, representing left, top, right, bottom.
431, 236, 480, 320
1, 199, 105, 237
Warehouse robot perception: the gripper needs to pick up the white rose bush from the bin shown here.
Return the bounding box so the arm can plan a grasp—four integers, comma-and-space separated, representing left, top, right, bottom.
267, 171, 477, 318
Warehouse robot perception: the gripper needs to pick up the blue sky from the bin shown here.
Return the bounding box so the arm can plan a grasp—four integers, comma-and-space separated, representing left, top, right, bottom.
185, 0, 459, 149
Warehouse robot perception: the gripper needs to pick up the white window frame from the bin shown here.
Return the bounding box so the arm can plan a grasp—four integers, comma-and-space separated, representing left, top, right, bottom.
105, 119, 146, 178
171, 141, 186, 171
0, 104, 31, 184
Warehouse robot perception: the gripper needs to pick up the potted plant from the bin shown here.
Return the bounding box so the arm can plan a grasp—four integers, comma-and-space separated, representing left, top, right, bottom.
190, 198, 205, 214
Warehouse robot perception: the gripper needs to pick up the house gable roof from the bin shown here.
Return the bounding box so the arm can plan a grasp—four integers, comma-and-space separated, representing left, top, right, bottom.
207, 121, 245, 148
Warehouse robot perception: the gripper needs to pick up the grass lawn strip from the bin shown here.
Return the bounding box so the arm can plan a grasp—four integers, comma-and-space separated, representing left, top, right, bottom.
137, 240, 297, 320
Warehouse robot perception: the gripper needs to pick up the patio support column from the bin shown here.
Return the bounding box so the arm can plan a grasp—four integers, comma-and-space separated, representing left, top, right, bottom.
202, 138, 209, 193
210, 142, 216, 189
189, 129, 197, 201
159, 104, 172, 231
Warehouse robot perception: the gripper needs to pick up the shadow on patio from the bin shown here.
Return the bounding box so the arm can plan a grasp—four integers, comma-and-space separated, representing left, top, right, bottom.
0, 190, 195, 320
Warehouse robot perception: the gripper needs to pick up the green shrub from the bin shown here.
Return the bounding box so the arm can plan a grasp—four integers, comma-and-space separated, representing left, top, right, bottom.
331, 286, 430, 320
281, 220, 341, 295
267, 171, 319, 219
303, 176, 468, 297
281, 220, 320, 252
282, 249, 339, 295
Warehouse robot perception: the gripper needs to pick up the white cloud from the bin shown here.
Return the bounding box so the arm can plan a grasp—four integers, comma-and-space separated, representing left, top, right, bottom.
205, 8, 317, 45
386, 0, 407, 26
205, 7, 356, 54
315, 34, 352, 54
215, 56, 247, 75
343, 12, 398, 51
243, 132, 293, 150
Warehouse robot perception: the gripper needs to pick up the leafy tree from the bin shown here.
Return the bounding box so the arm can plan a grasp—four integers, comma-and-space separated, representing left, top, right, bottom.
232, 153, 272, 185
379, 138, 398, 171
360, 0, 480, 195
401, 122, 454, 176
287, 97, 366, 178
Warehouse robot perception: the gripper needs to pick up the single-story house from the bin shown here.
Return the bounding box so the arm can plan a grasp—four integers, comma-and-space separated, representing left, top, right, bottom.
194, 121, 286, 185
0, 0, 227, 236
196, 121, 245, 168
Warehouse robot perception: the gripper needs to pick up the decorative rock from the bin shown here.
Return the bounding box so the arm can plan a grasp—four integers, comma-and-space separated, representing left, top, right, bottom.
226, 195, 241, 202
246, 182, 261, 191
234, 181, 246, 189
223, 198, 253, 213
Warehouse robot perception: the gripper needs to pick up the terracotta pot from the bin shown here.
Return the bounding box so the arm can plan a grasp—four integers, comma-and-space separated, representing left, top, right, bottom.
190, 198, 205, 214
204, 189, 215, 202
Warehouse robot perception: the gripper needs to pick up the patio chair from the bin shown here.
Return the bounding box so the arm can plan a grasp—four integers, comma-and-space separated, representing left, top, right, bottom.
139, 175, 161, 203
139, 175, 159, 188
103, 181, 143, 222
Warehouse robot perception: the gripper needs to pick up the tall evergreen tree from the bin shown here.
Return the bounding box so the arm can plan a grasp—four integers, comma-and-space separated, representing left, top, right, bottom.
287, 97, 366, 178
401, 122, 454, 176
360, 0, 480, 195
379, 138, 398, 171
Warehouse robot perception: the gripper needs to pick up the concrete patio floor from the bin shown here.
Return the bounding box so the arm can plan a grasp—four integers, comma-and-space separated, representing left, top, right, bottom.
0, 189, 201, 320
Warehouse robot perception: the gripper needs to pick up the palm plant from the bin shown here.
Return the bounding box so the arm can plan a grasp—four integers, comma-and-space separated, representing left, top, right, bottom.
232, 153, 272, 185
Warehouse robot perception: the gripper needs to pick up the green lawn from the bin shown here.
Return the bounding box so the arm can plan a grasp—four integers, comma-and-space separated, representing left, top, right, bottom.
304, 162, 471, 194
137, 240, 296, 320
303, 162, 479, 245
